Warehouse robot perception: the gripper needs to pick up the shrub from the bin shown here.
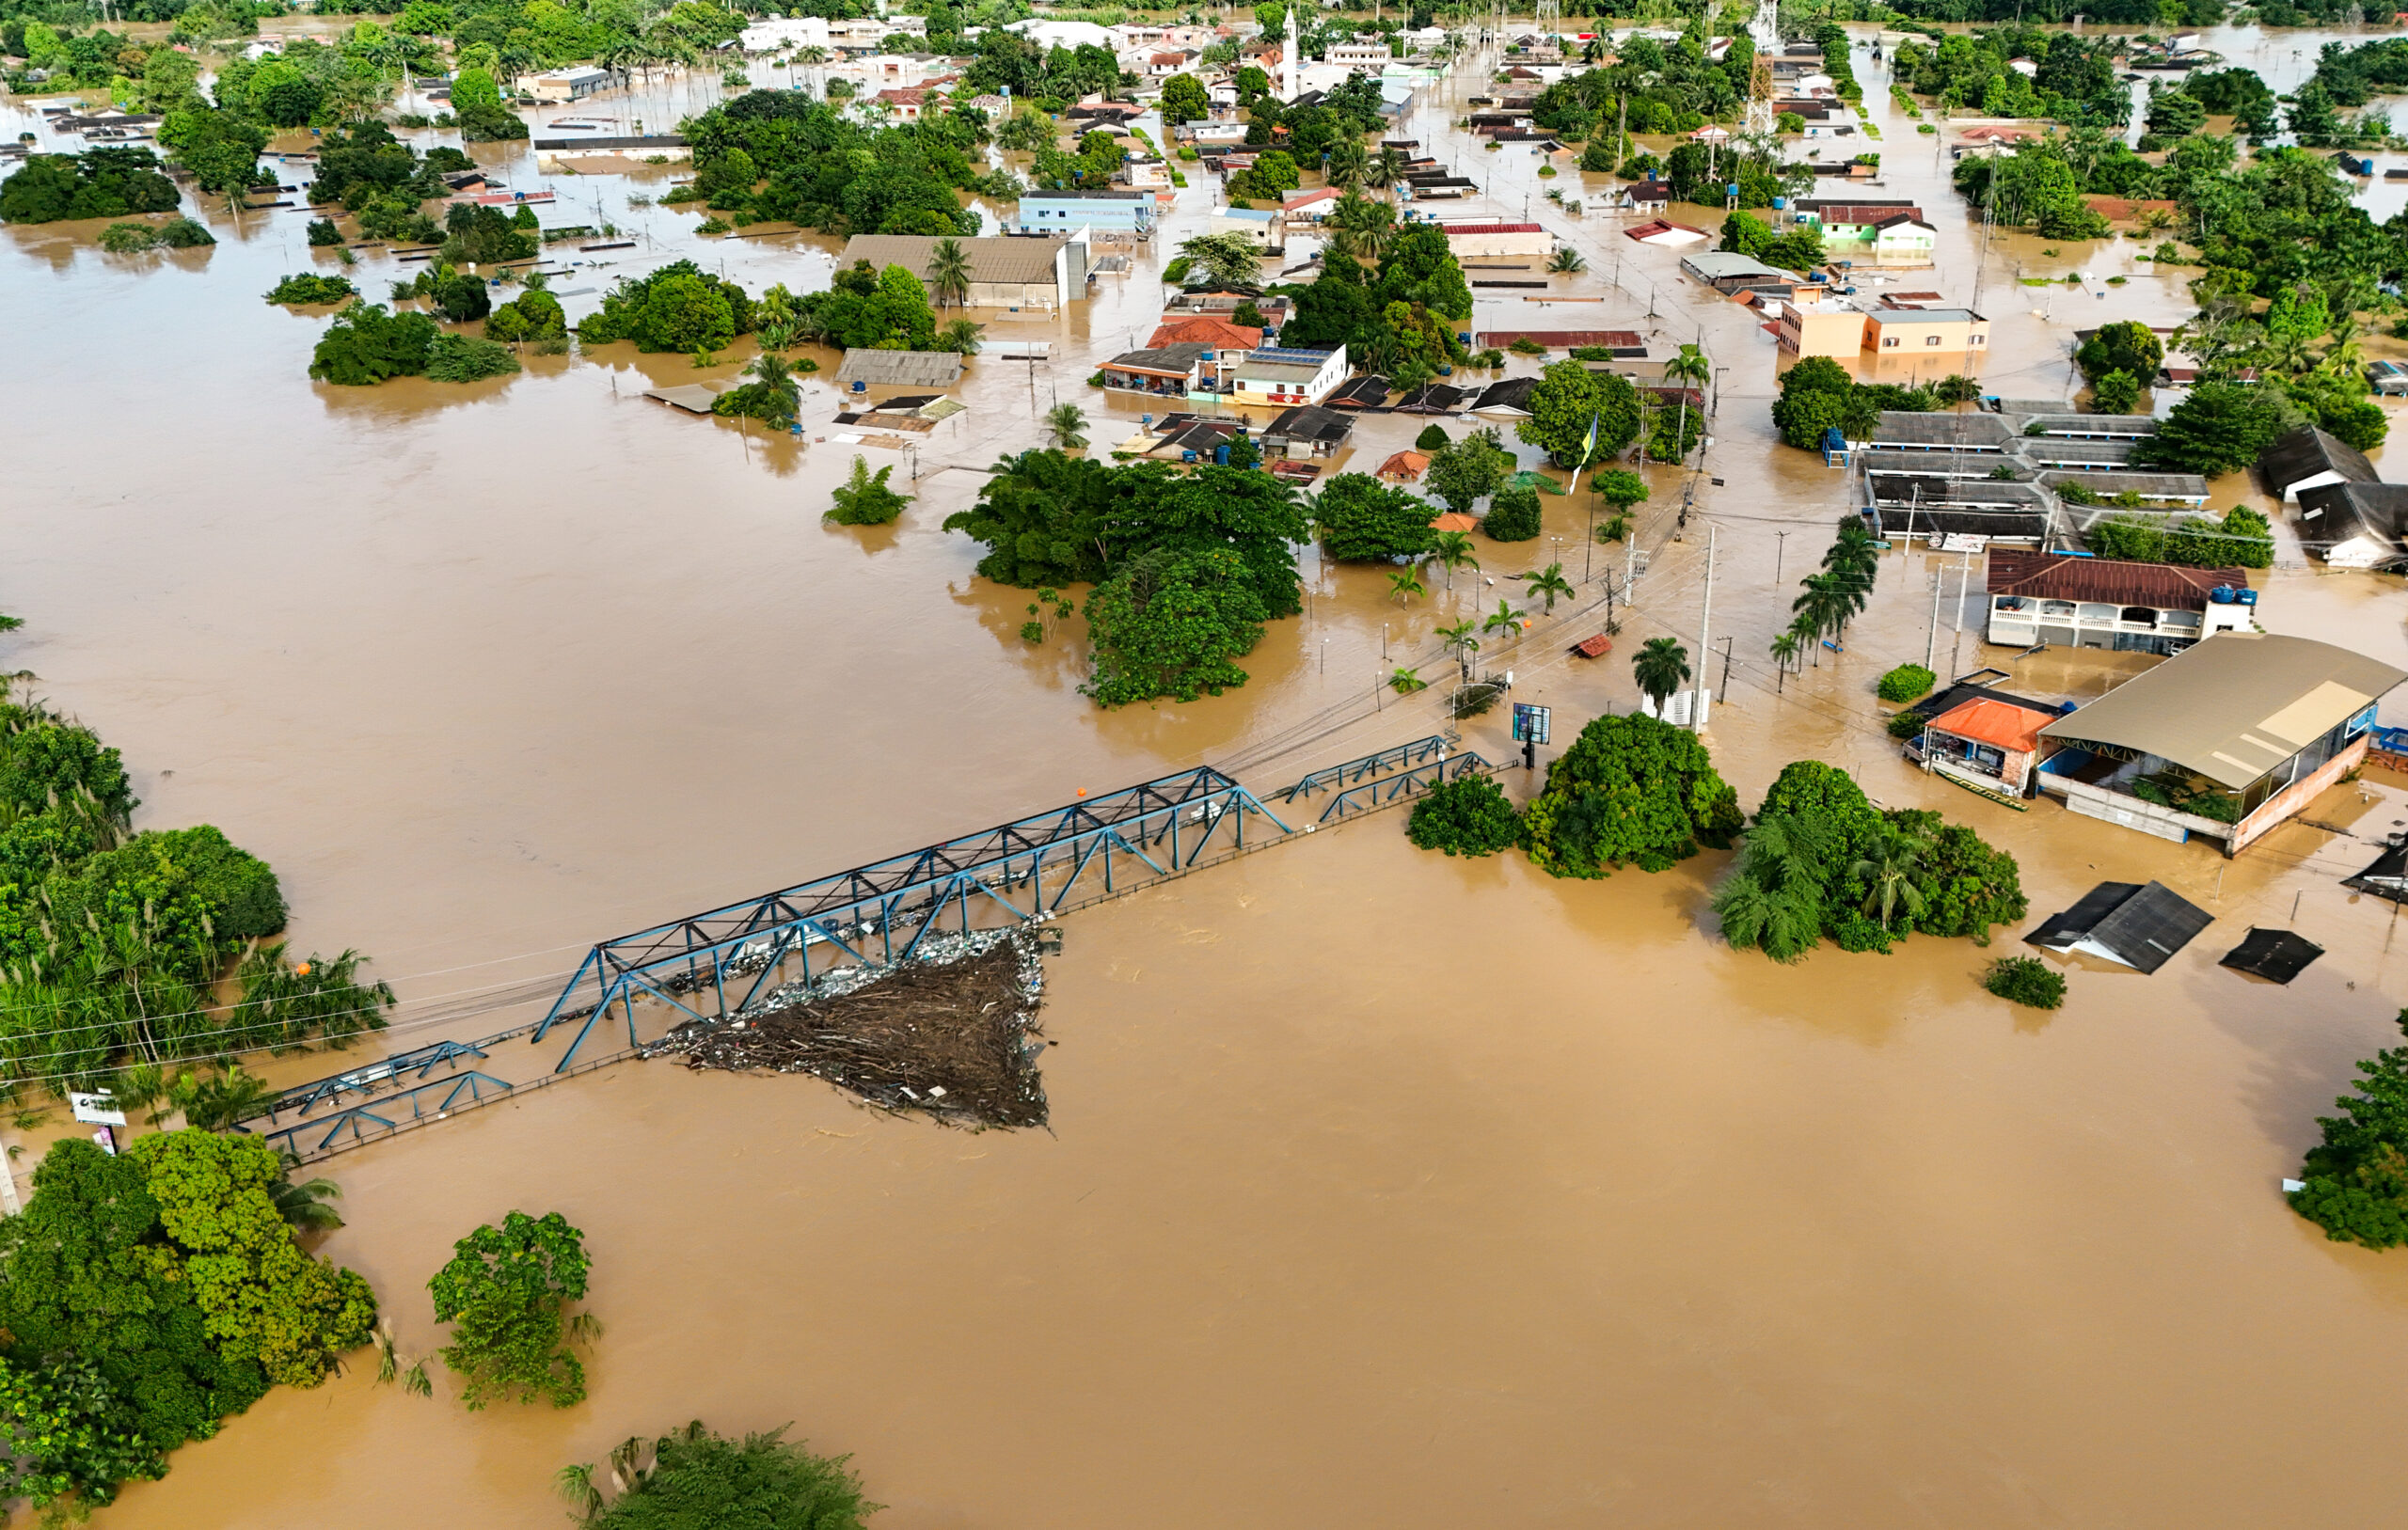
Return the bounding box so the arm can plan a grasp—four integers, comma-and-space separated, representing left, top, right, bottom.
579, 1424, 875, 1530
1470, 348, 1506, 368
483, 289, 565, 342
155, 217, 214, 248
265, 273, 358, 305
1877, 663, 1936, 702
1508, 337, 1546, 355
308, 303, 439, 386
1982, 955, 2065, 1009
307, 217, 343, 246
98, 220, 161, 253
1415, 423, 1450, 452
1406, 775, 1521, 857
1887, 709, 1928, 740
825, 455, 911, 526
2289, 1010, 2408, 1248
424, 333, 522, 383
1482, 484, 1541, 542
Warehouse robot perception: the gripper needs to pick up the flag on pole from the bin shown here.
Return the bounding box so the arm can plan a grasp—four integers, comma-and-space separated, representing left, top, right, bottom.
1578, 409, 1599, 468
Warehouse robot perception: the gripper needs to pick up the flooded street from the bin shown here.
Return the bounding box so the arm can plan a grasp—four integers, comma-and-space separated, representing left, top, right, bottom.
9, 19, 2408, 1525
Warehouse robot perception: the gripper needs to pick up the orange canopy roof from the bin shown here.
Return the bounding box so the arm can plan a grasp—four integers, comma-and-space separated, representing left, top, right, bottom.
1928, 698, 2056, 754
1429, 512, 1479, 532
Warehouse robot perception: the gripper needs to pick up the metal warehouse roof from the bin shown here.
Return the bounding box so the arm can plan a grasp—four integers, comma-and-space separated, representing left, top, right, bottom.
2038, 632, 2406, 789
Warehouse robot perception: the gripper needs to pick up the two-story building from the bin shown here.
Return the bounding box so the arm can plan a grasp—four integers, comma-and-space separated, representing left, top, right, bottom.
1017, 188, 1153, 238
1210, 205, 1286, 253
1983, 549, 2257, 655
1863, 307, 1988, 357
1439, 220, 1551, 260
1229, 346, 1348, 407
1099, 343, 1211, 396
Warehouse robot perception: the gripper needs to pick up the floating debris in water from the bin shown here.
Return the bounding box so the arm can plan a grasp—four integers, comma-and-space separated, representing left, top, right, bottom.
640, 928, 1048, 1128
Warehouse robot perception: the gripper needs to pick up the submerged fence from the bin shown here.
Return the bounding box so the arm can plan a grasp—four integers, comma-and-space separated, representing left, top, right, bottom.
237, 735, 1496, 1160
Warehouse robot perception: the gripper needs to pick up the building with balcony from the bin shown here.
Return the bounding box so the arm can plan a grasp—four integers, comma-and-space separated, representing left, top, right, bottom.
1984, 550, 2256, 655
1098, 343, 1211, 396
2035, 632, 2406, 854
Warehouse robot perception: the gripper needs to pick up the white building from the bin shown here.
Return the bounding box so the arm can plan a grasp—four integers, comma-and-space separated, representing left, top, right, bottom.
1230, 345, 1349, 407
1211, 205, 1287, 253
739, 16, 831, 52
1325, 41, 1393, 67
525, 67, 611, 103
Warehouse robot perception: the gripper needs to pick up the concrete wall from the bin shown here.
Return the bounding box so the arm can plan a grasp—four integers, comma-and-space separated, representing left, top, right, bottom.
2229, 736, 2370, 854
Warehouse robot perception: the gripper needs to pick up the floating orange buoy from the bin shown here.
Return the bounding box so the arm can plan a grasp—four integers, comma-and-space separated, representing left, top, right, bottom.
295, 963, 311, 976
1076, 789, 1087, 797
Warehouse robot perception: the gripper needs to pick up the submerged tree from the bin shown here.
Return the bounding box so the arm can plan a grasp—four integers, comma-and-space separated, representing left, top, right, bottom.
428, 1210, 600, 1411
825, 455, 911, 527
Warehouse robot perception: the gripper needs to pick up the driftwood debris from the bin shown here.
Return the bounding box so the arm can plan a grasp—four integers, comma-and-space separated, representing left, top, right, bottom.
644, 931, 1048, 1128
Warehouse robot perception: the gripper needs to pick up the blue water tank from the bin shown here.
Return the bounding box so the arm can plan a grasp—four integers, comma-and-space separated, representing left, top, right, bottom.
1214, 444, 1229, 465
1437, 365, 1451, 375
850, 380, 866, 394
2235, 588, 2259, 606
1772, 196, 1787, 210
2210, 585, 2235, 603
1726, 182, 1739, 197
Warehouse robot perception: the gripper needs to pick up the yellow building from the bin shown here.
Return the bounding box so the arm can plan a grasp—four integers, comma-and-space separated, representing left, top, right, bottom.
1864, 307, 1989, 356
1776, 298, 1870, 358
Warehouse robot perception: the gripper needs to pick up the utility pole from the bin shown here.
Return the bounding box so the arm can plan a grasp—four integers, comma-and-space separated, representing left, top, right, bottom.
1949, 544, 1974, 675
1773, 528, 1788, 586
1925, 551, 1943, 670
1693, 521, 1716, 733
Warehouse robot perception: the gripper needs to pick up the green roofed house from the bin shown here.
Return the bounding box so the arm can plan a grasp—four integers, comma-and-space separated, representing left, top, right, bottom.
2035, 631, 2406, 854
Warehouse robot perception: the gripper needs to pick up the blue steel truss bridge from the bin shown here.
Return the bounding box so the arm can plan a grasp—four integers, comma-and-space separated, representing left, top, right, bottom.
241, 735, 1495, 1160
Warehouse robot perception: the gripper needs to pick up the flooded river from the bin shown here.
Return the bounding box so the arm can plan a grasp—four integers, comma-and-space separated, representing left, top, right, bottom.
9, 19, 2408, 1526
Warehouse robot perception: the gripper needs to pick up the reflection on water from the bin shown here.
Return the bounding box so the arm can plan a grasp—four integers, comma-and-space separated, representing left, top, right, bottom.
8, 20, 2408, 1527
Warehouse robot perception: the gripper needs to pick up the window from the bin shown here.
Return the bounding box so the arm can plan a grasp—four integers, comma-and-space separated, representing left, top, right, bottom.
1972, 335, 1986, 346
1925, 335, 1942, 346
1881, 337, 1899, 349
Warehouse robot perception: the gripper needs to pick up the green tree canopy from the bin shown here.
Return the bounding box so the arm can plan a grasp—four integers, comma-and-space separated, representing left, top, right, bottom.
1515, 360, 1640, 467
2074, 320, 2163, 384
1081, 546, 1269, 706
430, 1210, 596, 1410
578, 261, 757, 353
2139, 381, 2293, 475
1521, 715, 1742, 879
1314, 472, 1435, 562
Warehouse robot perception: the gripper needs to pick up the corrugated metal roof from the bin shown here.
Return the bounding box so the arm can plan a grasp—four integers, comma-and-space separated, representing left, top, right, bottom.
834, 349, 965, 386
838, 233, 1068, 287
1987, 550, 2247, 608
2039, 633, 2406, 789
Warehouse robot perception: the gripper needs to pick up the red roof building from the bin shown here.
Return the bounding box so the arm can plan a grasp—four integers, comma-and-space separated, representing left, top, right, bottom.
1148, 315, 1263, 351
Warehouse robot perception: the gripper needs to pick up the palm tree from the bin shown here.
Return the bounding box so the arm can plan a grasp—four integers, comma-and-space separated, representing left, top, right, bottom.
796, 43, 829, 97
1389, 666, 1429, 693
1513, 560, 1576, 612
2264, 328, 2316, 378
1769, 630, 1799, 692
1545, 245, 1587, 274
1388, 568, 1427, 605
1481, 599, 1524, 643
1045, 402, 1089, 450
927, 237, 973, 310
272, 1151, 345, 1232
1710, 875, 1820, 961
1323, 136, 1368, 191
937, 317, 985, 355
1436, 618, 1480, 678
742, 353, 800, 428
1632, 635, 1690, 711
556, 1462, 605, 1524
1365, 145, 1408, 197
1431, 529, 1479, 590
1662, 343, 1711, 464
1850, 831, 1932, 932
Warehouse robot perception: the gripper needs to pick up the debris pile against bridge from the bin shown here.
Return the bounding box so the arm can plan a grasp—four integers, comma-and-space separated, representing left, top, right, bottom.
642, 929, 1049, 1128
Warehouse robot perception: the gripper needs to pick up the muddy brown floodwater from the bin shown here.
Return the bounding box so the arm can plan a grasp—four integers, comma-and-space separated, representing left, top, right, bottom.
10, 19, 2408, 1527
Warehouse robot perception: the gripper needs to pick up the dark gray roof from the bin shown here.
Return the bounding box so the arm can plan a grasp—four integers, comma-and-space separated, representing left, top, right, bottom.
2038, 469, 2211, 502
2261, 425, 2379, 496
2297, 481, 2408, 563
2026, 879, 2213, 974
1868, 476, 2053, 512
2020, 438, 2141, 467
2013, 413, 2162, 438
1867, 505, 2051, 540
1866, 412, 2015, 450
1264, 404, 1353, 442
1472, 376, 1539, 414
1103, 342, 1211, 372
2220, 927, 2324, 984
1861, 450, 2029, 481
